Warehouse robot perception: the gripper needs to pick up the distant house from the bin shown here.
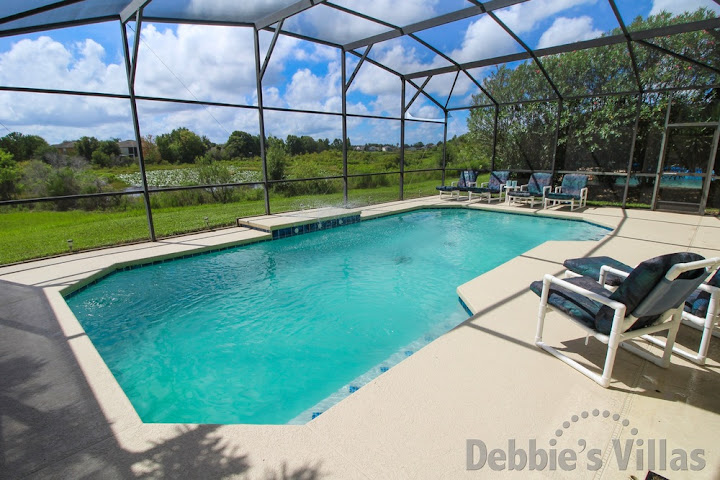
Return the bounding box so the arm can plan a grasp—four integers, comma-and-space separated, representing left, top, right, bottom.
52, 141, 75, 155
381, 146, 394, 152
119, 140, 139, 158
353, 146, 365, 151
367, 146, 379, 152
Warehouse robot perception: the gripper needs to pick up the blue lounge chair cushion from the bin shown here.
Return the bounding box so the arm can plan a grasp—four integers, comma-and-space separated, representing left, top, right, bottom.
709, 269, 720, 288
595, 252, 706, 334
559, 174, 588, 197
436, 170, 477, 192
458, 170, 478, 188
508, 191, 532, 198
488, 171, 510, 190
530, 276, 612, 330
684, 268, 720, 317
546, 192, 578, 201
563, 256, 633, 287
459, 186, 499, 193
685, 289, 709, 317
527, 173, 552, 196
459, 171, 507, 194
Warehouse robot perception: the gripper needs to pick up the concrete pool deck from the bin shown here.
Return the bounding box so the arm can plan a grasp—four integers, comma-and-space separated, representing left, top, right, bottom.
1, 196, 719, 479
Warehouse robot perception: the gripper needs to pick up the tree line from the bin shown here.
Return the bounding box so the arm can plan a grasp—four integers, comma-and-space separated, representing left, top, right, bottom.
0, 128, 353, 166
465, 8, 719, 182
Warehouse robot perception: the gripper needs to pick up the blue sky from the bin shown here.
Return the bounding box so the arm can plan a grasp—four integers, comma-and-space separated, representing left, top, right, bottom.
0, 0, 717, 146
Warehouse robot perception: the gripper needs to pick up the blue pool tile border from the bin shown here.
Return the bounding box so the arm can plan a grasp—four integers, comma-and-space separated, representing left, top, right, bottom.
241, 213, 362, 240
458, 297, 473, 316
271, 214, 361, 240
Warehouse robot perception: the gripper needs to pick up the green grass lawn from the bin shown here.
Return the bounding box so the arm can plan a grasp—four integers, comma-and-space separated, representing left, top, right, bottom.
0, 178, 448, 265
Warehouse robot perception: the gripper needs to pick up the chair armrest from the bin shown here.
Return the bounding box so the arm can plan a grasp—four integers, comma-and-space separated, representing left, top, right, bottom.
698, 283, 720, 295
666, 257, 720, 281
599, 265, 630, 286
542, 274, 627, 312
519, 184, 529, 191
554, 186, 562, 193
451, 181, 458, 187
480, 181, 489, 188
467, 181, 477, 187
542, 185, 552, 196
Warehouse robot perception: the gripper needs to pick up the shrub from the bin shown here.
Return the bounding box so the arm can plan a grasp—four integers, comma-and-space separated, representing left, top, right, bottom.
283, 163, 340, 196
350, 174, 390, 189
224, 130, 260, 159
266, 137, 287, 183
0, 149, 21, 200
91, 150, 112, 167
0, 132, 49, 161
76, 136, 99, 160
150, 189, 208, 208
197, 156, 235, 203
21, 160, 52, 198
156, 127, 208, 164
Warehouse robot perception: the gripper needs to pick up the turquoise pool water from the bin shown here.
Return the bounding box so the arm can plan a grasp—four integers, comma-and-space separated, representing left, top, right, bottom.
66, 209, 609, 424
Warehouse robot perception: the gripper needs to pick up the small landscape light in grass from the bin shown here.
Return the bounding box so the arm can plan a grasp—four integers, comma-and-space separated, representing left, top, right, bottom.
67, 239, 73, 252
204, 216, 209, 229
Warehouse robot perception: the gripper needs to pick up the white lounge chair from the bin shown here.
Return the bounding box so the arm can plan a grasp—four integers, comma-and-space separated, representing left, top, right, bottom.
531, 253, 720, 387
507, 172, 552, 207
543, 174, 588, 211
435, 170, 477, 200
460, 170, 510, 203
563, 255, 720, 365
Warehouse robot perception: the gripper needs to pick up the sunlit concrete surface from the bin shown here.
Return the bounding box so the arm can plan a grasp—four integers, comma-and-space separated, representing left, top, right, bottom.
1, 197, 719, 479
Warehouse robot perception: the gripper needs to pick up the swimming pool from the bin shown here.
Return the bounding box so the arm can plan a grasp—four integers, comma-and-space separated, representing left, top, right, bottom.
65, 209, 609, 424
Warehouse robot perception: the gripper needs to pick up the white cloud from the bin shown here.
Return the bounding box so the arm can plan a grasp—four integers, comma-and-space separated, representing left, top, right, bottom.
495, 0, 598, 32
0, 36, 132, 143
537, 16, 603, 49
0, 12, 441, 146
333, 0, 441, 26
287, 0, 439, 45
447, 111, 470, 138
449, 0, 598, 64
449, 16, 519, 64
0, 91, 133, 143
186, 0, 292, 21
283, 67, 341, 112
0, 36, 125, 93
134, 24, 259, 104
650, 0, 720, 16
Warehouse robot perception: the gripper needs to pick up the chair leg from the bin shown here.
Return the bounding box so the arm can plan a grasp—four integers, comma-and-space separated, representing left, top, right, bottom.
535, 285, 550, 344
696, 321, 714, 365
640, 311, 705, 364
661, 314, 681, 367
600, 333, 619, 388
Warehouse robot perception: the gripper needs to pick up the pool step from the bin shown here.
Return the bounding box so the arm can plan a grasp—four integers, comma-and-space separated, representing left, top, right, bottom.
237, 209, 362, 240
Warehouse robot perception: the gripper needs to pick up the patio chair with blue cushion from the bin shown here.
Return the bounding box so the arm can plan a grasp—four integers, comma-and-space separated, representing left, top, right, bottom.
544, 174, 589, 211
507, 172, 552, 207
562, 255, 720, 365
531, 252, 719, 387
435, 170, 477, 200
459, 170, 510, 203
